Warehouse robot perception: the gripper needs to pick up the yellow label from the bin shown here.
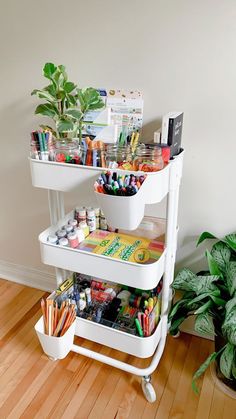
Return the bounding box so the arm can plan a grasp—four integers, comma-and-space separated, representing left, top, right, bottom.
92, 232, 152, 263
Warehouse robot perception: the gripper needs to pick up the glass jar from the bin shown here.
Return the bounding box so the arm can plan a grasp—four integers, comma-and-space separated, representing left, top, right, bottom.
53, 139, 82, 164
133, 144, 164, 172
105, 145, 133, 170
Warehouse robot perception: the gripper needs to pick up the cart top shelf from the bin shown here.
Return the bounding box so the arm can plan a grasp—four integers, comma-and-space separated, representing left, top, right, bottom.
29, 150, 184, 203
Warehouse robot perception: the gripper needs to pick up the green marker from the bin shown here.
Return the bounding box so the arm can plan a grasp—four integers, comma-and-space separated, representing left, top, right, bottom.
135, 318, 144, 337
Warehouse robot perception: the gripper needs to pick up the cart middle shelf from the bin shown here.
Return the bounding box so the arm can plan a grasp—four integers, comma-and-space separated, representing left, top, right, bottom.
39, 213, 166, 290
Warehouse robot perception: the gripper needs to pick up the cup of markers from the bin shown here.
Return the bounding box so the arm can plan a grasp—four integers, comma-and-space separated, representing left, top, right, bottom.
94, 171, 147, 230
94, 171, 146, 196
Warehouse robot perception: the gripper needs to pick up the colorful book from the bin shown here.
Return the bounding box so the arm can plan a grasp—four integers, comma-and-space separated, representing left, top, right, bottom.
78, 230, 164, 264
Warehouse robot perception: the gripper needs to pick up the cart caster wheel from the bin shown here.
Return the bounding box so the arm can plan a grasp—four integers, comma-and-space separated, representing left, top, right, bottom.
48, 356, 57, 361
141, 378, 156, 403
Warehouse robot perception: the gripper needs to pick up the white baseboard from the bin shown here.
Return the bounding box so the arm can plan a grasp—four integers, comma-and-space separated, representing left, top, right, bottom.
0, 259, 57, 291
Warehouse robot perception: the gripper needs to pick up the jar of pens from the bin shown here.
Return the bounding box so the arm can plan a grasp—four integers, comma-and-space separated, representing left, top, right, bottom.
30, 129, 169, 172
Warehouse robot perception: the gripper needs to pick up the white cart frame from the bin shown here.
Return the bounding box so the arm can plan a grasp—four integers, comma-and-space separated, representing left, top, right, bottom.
32, 151, 184, 403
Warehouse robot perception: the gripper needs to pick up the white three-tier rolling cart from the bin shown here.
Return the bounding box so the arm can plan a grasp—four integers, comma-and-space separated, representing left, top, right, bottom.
31, 149, 184, 403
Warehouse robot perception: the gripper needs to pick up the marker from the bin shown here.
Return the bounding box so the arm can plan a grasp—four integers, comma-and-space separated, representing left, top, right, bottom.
135, 318, 144, 337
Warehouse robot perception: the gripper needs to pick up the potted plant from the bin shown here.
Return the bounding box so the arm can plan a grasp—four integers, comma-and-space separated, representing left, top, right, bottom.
31, 62, 104, 142
168, 231, 236, 393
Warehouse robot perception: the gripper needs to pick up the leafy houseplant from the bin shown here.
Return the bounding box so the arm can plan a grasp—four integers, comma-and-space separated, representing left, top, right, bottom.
169, 231, 236, 392
31, 62, 104, 142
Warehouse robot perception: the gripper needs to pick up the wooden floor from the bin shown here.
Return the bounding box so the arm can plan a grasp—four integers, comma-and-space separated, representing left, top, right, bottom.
0, 279, 235, 419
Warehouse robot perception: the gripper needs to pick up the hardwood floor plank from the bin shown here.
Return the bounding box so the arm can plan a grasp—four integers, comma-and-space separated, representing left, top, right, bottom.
0, 279, 235, 419
154, 333, 192, 419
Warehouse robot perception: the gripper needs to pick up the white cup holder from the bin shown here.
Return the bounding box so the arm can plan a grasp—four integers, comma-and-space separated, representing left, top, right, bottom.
95, 190, 146, 230
35, 316, 76, 359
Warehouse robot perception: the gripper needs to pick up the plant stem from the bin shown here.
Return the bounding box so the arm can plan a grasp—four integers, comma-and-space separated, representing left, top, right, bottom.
78, 120, 83, 144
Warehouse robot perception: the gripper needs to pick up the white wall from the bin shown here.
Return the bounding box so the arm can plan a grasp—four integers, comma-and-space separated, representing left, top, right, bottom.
0, 0, 236, 284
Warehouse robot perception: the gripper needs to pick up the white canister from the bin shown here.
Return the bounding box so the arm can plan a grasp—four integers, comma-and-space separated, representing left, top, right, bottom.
79, 221, 90, 238
75, 227, 85, 243
87, 208, 96, 232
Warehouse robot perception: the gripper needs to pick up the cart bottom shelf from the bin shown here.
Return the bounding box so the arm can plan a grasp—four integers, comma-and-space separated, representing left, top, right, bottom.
75, 316, 162, 359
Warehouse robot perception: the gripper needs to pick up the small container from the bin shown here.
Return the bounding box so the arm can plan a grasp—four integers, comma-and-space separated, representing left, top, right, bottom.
133, 144, 164, 172
68, 219, 78, 228
67, 232, 79, 248
48, 234, 58, 244
66, 225, 74, 234
87, 208, 96, 232
100, 210, 108, 230
56, 229, 67, 239
105, 145, 133, 170
53, 139, 82, 164
79, 221, 90, 238
59, 237, 69, 247
75, 227, 85, 243
94, 207, 100, 229
78, 299, 86, 311
85, 288, 92, 304
75, 207, 86, 224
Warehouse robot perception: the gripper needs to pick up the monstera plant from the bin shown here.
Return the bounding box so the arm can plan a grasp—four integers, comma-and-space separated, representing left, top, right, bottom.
31, 62, 104, 141
169, 231, 236, 392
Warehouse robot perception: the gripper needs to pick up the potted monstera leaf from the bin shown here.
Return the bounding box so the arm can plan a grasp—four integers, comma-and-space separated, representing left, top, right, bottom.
31, 62, 104, 142
169, 231, 236, 393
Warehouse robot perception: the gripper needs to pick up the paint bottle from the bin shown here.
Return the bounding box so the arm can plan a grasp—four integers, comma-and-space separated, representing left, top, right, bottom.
94, 207, 100, 229
67, 232, 79, 248
68, 219, 78, 228
56, 229, 67, 239
75, 207, 86, 224
75, 227, 85, 243
79, 221, 90, 238
100, 210, 108, 230
87, 208, 96, 232
66, 225, 74, 234
59, 237, 69, 246
48, 234, 58, 244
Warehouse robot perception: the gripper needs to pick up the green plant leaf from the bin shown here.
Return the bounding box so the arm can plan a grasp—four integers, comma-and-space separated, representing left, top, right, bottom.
169, 316, 187, 335
222, 298, 236, 345
66, 94, 77, 107
206, 250, 222, 276
189, 290, 220, 306
56, 118, 74, 133
43, 62, 57, 79
31, 89, 56, 103
172, 268, 198, 292
211, 242, 231, 272
209, 295, 226, 306
192, 351, 219, 393
225, 233, 236, 252
77, 88, 86, 108
35, 103, 59, 118
197, 231, 218, 247
226, 262, 236, 296
44, 84, 57, 97
219, 343, 235, 379
64, 82, 77, 94
64, 109, 82, 121
195, 313, 214, 335
194, 300, 213, 315
195, 275, 219, 295
232, 354, 236, 380
88, 102, 105, 110
169, 298, 191, 320
39, 125, 57, 138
